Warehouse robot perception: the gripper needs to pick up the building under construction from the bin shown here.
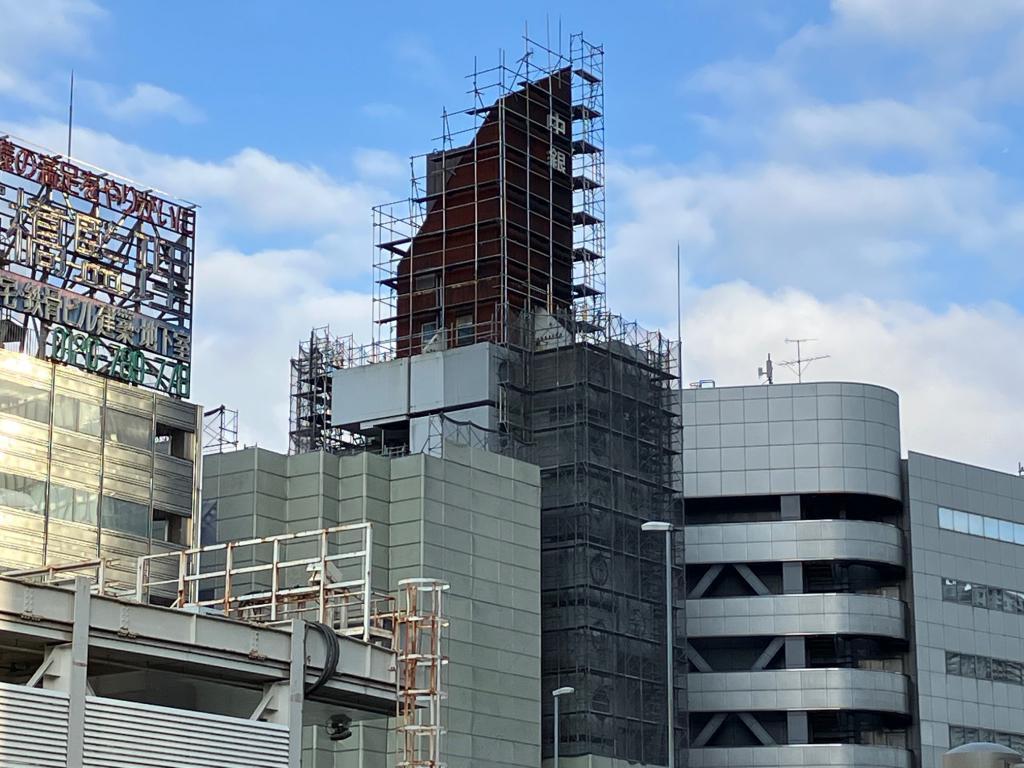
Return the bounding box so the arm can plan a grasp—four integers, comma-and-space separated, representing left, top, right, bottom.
293, 33, 686, 767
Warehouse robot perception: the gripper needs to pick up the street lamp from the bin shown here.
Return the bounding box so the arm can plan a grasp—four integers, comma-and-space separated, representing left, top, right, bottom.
552, 686, 575, 768
642, 520, 675, 768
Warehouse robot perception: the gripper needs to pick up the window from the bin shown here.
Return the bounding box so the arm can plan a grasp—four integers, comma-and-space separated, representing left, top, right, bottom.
455, 315, 474, 346
942, 578, 958, 602
420, 320, 439, 347
972, 584, 989, 609
152, 508, 188, 546
49, 483, 98, 525
953, 509, 969, 533
156, 423, 194, 461
54, 393, 101, 436
413, 273, 438, 292
102, 496, 149, 537
1000, 519, 1015, 543
105, 410, 152, 451
938, 507, 953, 529
947, 650, 1024, 687
0, 471, 46, 513
0, 378, 49, 424
946, 652, 962, 676
938, 505, 1024, 549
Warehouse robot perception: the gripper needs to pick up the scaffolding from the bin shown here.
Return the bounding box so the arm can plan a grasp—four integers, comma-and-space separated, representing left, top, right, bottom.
372, 34, 605, 359
527, 308, 684, 765
202, 404, 239, 455
394, 578, 449, 768
288, 326, 352, 455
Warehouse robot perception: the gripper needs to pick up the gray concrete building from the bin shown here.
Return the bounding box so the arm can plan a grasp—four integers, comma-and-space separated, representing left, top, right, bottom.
202, 442, 543, 768
681, 381, 1024, 768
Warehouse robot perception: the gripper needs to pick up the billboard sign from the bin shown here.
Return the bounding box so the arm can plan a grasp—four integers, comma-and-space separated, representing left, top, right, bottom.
0, 135, 195, 397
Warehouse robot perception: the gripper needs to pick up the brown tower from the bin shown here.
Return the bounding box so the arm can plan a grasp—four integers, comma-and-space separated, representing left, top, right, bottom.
373, 39, 606, 358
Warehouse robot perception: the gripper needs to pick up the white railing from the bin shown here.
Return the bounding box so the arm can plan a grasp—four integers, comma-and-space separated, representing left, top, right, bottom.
135, 523, 393, 645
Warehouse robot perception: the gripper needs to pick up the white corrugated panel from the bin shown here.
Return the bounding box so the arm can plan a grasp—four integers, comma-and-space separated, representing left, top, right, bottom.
0, 682, 70, 768
83, 696, 289, 768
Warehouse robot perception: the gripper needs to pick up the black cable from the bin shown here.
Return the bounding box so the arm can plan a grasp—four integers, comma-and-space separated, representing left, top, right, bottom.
304, 621, 340, 698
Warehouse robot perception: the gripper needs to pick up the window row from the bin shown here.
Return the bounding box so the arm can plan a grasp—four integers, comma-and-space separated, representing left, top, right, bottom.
945, 651, 1024, 686
942, 577, 1024, 616
1, 378, 153, 448
938, 506, 1024, 546
0, 469, 150, 536
949, 724, 1024, 752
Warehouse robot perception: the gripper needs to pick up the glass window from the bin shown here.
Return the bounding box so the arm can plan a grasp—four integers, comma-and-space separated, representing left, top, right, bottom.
942, 578, 959, 602
976, 655, 992, 680
105, 410, 152, 451
946, 652, 961, 675
968, 514, 984, 537
991, 588, 1004, 613
53, 394, 102, 436
0, 471, 46, 513
973, 584, 989, 609
958, 582, 973, 604
962, 654, 976, 678
101, 496, 149, 537
950, 725, 965, 747
1014, 523, 1024, 546
49, 483, 98, 525
939, 507, 954, 530
0, 378, 50, 424
1009, 591, 1024, 615
953, 510, 970, 533
420, 320, 439, 347
1006, 660, 1024, 685
985, 516, 1000, 540
1000, 520, 1015, 543
455, 315, 474, 346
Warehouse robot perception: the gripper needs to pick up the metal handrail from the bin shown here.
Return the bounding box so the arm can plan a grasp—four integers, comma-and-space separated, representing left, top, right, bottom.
134, 523, 389, 645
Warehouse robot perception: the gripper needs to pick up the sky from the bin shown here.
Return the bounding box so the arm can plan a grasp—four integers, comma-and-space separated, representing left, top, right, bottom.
1, 0, 1022, 472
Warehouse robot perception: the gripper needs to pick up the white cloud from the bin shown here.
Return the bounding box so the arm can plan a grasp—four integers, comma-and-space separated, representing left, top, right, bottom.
192, 247, 372, 450
0, 0, 103, 64
1, 119, 397, 449
88, 82, 203, 124
678, 282, 1024, 473
607, 160, 1014, 309
831, 0, 1024, 44
353, 148, 407, 181
774, 99, 997, 159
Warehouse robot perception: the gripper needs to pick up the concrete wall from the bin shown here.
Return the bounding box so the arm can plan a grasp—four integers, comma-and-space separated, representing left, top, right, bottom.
202, 443, 542, 768
906, 453, 1024, 768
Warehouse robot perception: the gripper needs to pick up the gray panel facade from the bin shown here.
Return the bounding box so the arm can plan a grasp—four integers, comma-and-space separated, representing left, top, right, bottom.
906, 452, 1024, 767
683, 381, 910, 768
202, 443, 542, 768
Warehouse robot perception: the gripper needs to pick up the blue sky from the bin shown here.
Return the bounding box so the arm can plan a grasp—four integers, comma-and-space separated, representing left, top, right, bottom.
2, 0, 1022, 470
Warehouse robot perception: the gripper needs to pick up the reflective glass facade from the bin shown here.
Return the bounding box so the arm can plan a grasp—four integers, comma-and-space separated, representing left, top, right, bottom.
0, 347, 201, 586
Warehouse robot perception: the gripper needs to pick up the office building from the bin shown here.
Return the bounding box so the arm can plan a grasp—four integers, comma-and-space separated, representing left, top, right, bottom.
681, 381, 1024, 768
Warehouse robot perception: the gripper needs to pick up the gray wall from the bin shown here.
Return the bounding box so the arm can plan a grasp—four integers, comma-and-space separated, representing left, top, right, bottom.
906, 452, 1024, 768
202, 443, 542, 768
682, 382, 901, 500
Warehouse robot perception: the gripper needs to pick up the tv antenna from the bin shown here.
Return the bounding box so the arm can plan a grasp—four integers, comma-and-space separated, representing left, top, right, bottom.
758, 353, 774, 385
778, 337, 830, 383
1018, 462, 1023, 478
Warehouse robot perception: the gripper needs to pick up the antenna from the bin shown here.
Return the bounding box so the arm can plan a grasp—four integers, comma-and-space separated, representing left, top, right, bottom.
778, 337, 830, 383
67, 70, 74, 157
1018, 462, 1023, 478
758, 353, 774, 385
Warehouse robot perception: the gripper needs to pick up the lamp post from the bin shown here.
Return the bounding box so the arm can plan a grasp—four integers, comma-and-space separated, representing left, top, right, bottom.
642, 520, 675, 768
552, 686, 575, 768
